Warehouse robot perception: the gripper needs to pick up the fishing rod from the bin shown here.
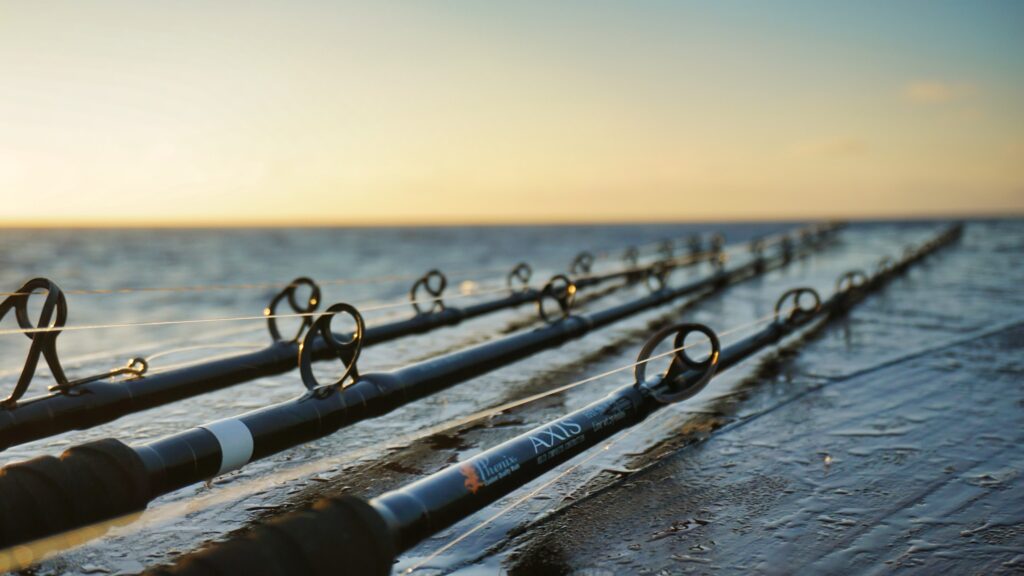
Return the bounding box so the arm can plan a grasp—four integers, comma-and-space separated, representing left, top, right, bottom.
0, 224, 842, 552
0, 233, 722, 452
138, 223, 960, 576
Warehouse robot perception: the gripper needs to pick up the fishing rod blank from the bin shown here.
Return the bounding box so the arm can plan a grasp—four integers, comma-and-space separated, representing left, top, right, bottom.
0, 224, 842, 552
140, 224, 960, 576
0, 237, 711, 452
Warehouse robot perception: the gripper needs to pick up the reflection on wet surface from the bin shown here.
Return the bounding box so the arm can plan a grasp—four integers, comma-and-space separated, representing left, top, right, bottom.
1, 220, 1021, 574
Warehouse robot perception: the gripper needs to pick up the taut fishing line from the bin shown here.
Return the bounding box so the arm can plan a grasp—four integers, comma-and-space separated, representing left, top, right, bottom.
0, 262, 525, 298
0, 229, 710, 299
0, 282, 520, 337
0, 239, 739, 337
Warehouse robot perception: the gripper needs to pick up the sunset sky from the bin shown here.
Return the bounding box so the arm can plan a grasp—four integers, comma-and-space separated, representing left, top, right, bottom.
1, 1, 1022, 225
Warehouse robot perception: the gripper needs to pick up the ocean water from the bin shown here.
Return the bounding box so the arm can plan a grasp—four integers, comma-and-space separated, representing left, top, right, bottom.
0, 221, 798, 400
0, 219, 1021, 574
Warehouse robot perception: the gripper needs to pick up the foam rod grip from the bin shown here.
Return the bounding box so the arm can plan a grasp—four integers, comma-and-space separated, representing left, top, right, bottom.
146, 496, 396, 576
0, 439, 151, 549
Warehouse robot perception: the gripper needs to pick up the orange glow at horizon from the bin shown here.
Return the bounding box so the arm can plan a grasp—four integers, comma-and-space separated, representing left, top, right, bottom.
1, 2, 1022, 226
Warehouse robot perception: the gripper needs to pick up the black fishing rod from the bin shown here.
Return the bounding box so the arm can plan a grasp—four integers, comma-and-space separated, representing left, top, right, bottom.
0, 234, 722, 452
138, 224, 960, 576
0, 224, 842, 552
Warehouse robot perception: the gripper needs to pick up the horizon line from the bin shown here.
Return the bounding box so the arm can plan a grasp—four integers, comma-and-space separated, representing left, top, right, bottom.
0, 210, 1021, 229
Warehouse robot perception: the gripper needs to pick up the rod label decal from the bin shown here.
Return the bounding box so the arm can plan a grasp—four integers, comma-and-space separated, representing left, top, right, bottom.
529, 419, 583, 458
583, 397, 632, 433
461, 453, 520, 494
528, 420, 582, 453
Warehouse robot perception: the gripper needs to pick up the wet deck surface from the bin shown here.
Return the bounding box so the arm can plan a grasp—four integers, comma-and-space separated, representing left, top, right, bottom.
501, 323, 1024, 575
5, 220, 1022, 574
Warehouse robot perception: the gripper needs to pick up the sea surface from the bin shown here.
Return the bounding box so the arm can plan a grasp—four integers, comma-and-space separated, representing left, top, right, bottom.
0, 220, 1021, 574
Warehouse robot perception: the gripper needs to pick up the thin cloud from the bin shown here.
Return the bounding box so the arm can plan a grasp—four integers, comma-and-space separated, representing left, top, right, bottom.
901, 81, 976, 104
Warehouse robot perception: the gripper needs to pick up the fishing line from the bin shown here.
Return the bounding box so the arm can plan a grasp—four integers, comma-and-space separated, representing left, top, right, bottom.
402, 410, 651, 574
0, 230, 710, 299
144, 343, 269, 363
0, 282, 521, 336
304, 292, 783, 416
429, 308, 791, 426
403, 402, 681, 573
137, 274, 781, 387
0, 238, 746, 339
0, 232, 735, 300
0, 265, 519, 298
141, 350, 268, 376
0, 280, 528, 392
400, 307, 800, 573
140, 344, 271, 376
0, 324, 264, 379
0, 246, 728, 337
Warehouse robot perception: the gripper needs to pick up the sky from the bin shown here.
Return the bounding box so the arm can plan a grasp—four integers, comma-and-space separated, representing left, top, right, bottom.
1, 1, 1022, 226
